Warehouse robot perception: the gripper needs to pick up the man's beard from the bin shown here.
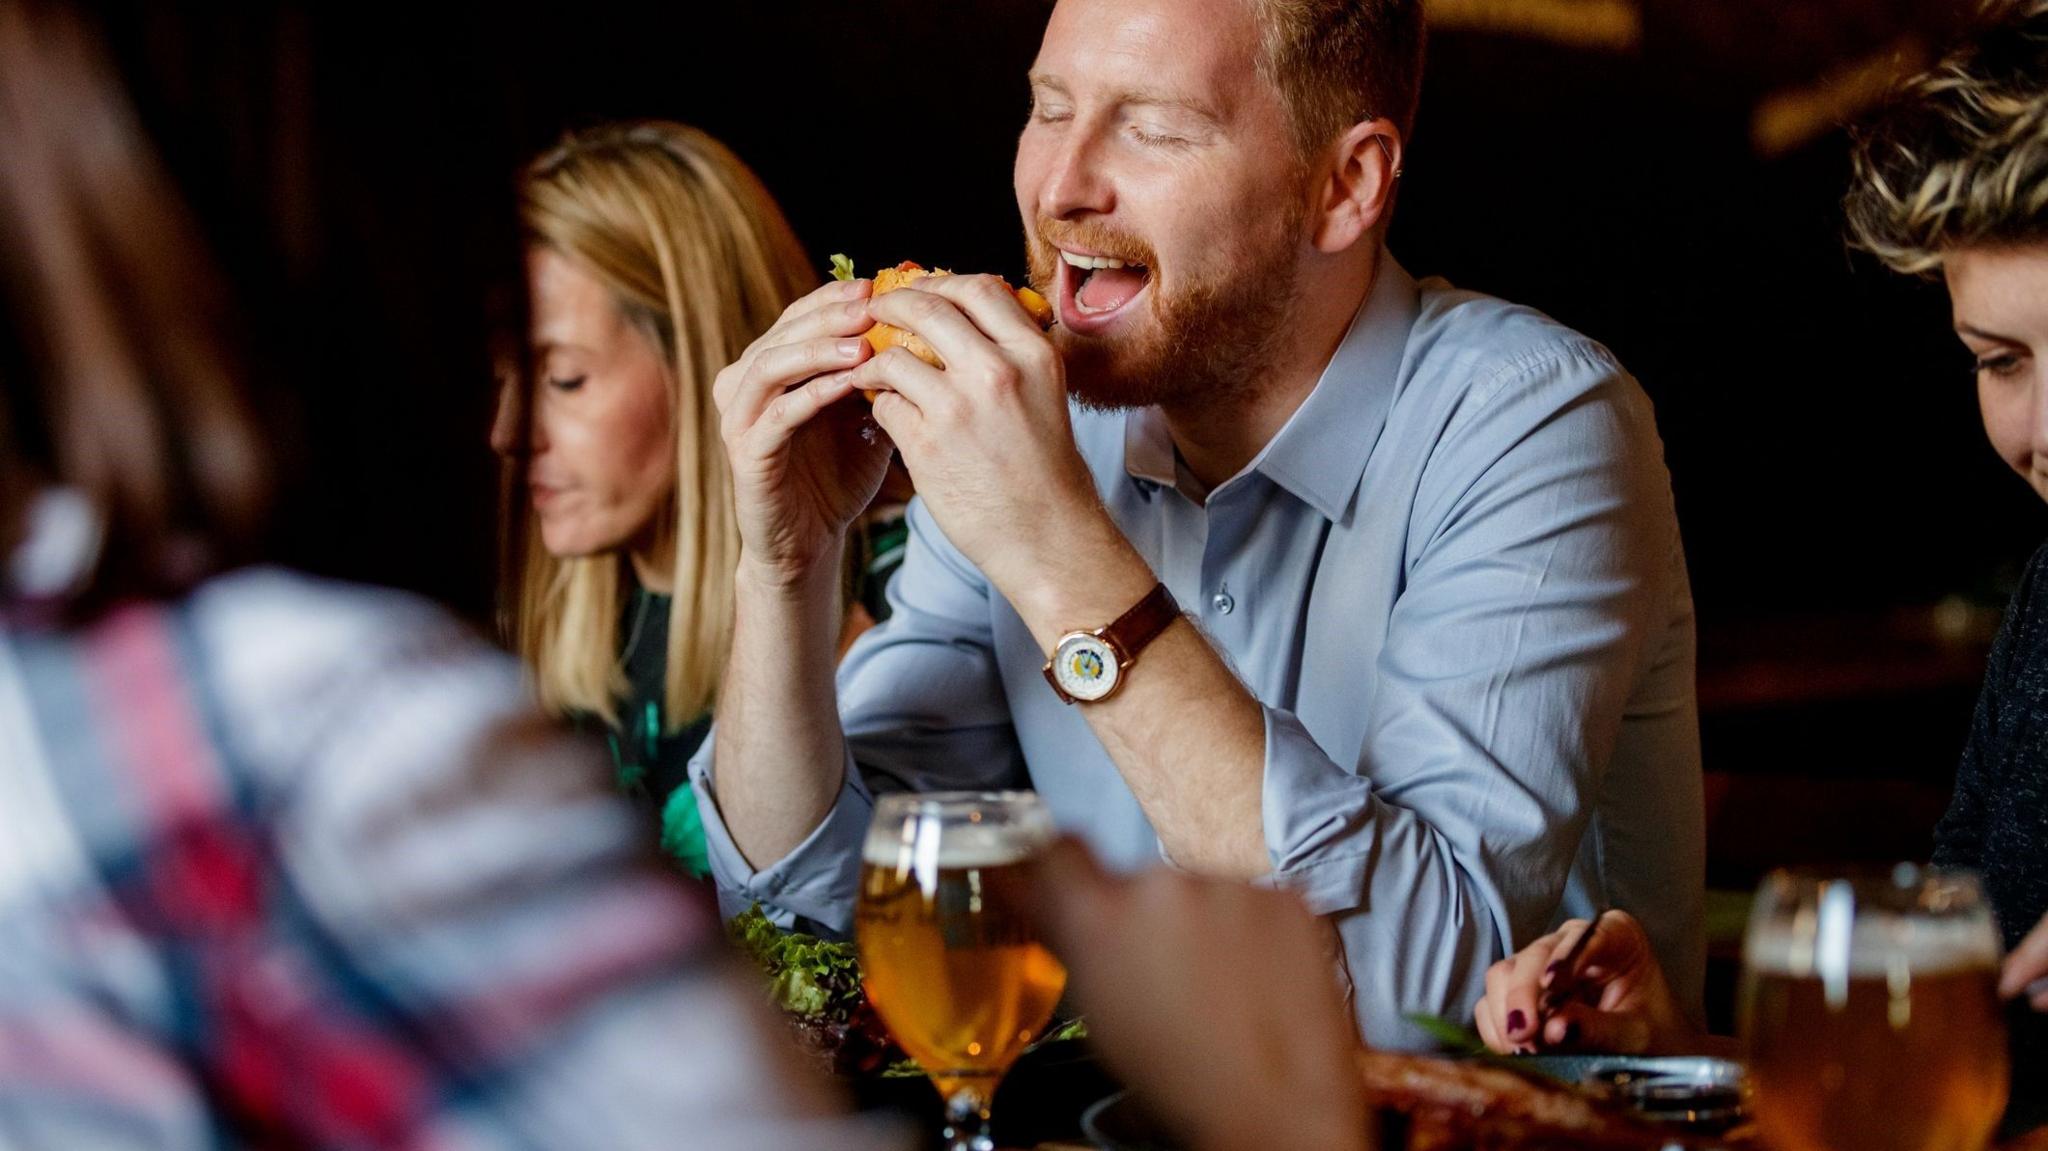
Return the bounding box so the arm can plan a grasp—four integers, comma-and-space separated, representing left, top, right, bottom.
1026, 202, 1304, 414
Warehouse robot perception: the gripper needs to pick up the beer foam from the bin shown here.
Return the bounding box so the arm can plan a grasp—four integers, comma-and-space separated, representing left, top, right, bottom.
862, 821, 1044, 870
1744, 918, 2001, 978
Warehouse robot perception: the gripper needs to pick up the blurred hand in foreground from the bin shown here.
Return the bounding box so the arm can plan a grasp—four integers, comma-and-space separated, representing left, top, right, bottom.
1026, 838, 1374, 1151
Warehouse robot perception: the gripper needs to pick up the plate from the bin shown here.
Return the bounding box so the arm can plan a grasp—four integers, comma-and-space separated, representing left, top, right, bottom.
1080, 1056, 1750, 1150
1509, 1054, 1749, 1132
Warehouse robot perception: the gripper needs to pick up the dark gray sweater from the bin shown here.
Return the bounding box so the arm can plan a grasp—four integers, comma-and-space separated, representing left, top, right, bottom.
1934, 540, 2048, 1137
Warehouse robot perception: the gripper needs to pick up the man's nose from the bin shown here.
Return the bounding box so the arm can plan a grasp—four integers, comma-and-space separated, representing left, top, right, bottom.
1038, 127, 1114, 221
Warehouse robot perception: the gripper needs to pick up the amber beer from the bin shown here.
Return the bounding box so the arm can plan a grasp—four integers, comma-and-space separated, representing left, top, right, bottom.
854, 809, 1067, 1105
1742, 878, 2009, 1151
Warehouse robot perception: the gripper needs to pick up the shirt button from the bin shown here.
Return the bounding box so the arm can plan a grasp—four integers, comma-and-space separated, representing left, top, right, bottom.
1211, 590, 1235, 615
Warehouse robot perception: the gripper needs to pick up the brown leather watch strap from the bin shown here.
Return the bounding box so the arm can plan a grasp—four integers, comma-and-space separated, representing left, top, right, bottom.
1099, 582, 1180, 666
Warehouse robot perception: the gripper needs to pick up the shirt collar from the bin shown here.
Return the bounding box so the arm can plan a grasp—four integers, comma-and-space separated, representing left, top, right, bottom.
1122, 403, 1179, 491
1252, 254, 1419, 521
1120, 253, 1421, 521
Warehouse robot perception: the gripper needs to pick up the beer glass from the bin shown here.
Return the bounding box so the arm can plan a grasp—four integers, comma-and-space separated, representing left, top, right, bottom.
855, 791, 1068, 1151
1739, 865, 2009, 1151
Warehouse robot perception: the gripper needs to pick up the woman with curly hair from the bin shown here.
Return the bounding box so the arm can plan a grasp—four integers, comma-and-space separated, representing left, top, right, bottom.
1470, 0, 2048, 1135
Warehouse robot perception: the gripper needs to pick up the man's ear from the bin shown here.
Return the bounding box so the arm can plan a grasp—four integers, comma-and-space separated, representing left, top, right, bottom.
1310, 117, 1402, 254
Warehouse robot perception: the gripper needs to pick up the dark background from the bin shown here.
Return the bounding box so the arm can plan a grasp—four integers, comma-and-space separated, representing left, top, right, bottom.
104, 1, 2042, 616
96, 2, 2041, 914
515, 0, 2044, 618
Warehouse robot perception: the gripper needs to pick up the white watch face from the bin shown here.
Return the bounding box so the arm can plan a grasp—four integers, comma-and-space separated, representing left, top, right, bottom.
1051, 632, 1121, 701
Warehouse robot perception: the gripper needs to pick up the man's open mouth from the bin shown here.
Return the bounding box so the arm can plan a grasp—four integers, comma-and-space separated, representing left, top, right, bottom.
1058, 248, 1152, 333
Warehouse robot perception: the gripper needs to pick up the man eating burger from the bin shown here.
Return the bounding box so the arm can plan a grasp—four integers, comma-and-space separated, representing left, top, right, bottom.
696, 0, 1704, 1046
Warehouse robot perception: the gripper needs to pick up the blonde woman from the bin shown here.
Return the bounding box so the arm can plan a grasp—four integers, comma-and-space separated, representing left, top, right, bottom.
492, 122, 814, 876
1469, 1, 2048, 1135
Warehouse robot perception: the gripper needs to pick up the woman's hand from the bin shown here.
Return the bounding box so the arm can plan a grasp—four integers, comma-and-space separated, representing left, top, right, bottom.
1473, 910, 1701, 1056
2000, 910, 2048, 1010
714, 277, 893, 587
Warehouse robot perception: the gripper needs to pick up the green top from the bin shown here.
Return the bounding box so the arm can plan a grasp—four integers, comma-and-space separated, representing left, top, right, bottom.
598, 584, 711, 878
607, 515, 906, 880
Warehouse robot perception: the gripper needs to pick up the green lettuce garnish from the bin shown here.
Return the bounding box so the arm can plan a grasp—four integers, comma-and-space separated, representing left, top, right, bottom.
1403, 1012, 1487, 1055
829, 253, 857, 283
1039, 1016, 1090, 1045
727, 905, 863, 1022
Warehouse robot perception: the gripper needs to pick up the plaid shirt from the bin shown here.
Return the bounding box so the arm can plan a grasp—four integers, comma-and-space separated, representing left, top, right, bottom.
0, 567, 902, 1150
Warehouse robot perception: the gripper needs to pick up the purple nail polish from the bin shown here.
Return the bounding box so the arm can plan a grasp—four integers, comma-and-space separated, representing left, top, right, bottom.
1507, 1010, 1527, 1034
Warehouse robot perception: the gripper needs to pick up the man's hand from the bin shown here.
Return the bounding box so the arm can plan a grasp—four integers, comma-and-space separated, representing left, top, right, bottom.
709, 277, 895, 869
714, 277, 893, 587
2000, 910, 2048, 1010
1472, 911, 1704, 1056
1027, 838, 1374, 1151
843, 275, 1270, 879
843, 274, 1139, 624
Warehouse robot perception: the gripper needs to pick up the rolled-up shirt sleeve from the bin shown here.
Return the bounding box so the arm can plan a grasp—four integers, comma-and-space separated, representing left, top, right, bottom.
693, 744, 875, 932
1256, 344, 1683, 1047
692, 497, 1028, 935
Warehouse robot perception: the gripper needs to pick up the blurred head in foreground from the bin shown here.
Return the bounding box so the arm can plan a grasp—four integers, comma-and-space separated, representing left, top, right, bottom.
0, 0, 265, 612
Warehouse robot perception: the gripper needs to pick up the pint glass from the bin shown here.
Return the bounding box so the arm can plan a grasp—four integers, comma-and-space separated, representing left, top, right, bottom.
1740, 866, 2008, 1151
855, 791, 1067, 1151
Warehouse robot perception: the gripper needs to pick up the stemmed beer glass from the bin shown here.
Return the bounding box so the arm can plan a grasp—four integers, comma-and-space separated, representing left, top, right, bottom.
855, 791, 1069, 1151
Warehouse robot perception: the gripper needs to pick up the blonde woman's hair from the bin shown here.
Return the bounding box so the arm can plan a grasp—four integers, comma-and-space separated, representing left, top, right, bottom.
515, 121, 812, 728
1846, 0, 2048, 275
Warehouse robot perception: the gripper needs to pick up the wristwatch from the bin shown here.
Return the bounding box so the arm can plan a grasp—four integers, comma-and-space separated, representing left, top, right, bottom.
1042, 583, 1181, 704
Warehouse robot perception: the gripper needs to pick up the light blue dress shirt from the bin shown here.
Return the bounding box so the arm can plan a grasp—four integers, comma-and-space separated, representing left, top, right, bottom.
692, 255, 1705, 1047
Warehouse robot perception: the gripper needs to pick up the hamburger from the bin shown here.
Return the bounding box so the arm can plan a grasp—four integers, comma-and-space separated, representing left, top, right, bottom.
830, 254, 1055, 374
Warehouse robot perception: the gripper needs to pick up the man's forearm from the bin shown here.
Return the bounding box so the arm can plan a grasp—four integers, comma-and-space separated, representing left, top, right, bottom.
1084, 621, 1270, 878
1001, 517, 1269, 879
712, 549, 850, 869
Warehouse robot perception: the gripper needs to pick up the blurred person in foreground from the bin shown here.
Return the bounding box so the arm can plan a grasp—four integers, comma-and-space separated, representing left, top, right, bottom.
695, 0, 1704, 1047
0, 4, 896, 1146
1470, 0, 2048, 1136
0, 4, 1373, 1150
